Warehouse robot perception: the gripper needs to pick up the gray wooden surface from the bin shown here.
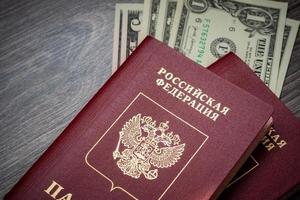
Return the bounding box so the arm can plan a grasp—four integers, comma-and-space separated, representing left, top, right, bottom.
0, 0, 299, 199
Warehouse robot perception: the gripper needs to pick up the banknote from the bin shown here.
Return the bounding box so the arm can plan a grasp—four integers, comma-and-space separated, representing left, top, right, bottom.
168, 0, 287, 93
112, 4, 143, 72
140, 0, 162, 43
112, 4, 123, 72
275, 18, 300, 97
155, 0, 179, 43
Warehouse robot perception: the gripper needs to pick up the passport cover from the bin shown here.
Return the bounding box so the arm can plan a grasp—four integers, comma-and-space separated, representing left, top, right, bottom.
5, 37, 273, 200
208, 52, 300, 200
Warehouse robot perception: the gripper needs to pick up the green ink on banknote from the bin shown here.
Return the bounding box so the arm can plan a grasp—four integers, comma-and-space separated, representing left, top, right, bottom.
196, 18, 210, 64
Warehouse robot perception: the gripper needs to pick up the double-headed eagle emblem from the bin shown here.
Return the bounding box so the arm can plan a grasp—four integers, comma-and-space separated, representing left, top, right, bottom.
113, 114, 185, 180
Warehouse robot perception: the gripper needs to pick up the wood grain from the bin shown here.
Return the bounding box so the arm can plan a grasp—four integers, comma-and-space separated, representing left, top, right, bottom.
281, 0, 300, 118
0, 0, 299, 199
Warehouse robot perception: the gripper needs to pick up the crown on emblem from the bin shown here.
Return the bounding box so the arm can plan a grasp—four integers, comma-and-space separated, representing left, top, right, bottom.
140, 116, 181, 147
158, 121, 169, 133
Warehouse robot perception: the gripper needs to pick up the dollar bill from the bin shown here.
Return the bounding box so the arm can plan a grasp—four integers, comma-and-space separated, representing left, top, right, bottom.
155, 0, 179, 43
112, 4, 124, 72
112, 4, 143, 72
169, 0, 287, 92
140, 0, 162, 43
275, 18, 300, 97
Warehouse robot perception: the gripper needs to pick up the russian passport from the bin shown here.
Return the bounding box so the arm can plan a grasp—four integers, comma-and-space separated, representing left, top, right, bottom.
5, 37, 273, 200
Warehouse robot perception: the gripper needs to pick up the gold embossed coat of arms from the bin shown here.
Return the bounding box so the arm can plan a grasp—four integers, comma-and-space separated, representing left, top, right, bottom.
113, 114, 185, 180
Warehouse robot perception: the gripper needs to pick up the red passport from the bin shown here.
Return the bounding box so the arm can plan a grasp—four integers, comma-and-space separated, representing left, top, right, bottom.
208, 52, 300, 200
5, 37, 273, 200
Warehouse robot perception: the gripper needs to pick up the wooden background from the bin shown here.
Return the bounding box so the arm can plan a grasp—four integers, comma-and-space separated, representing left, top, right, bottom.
0, 0, 299, 199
